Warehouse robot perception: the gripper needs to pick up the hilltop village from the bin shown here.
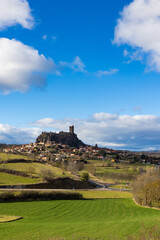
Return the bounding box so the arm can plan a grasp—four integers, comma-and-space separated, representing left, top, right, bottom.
3, 126, 118, 163
3, 126, 160, 165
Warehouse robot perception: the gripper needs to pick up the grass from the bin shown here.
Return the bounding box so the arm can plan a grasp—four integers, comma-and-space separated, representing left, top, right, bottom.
85, 160, 153, 184
0, 215, 22, 223
0, 197, 160, 239
0, 161, 75, 177
78, 190, 132, 199
0, 161, 75, 185
0, 172, 40, 185
0, 153, 31, 162
110, 184, 130, 190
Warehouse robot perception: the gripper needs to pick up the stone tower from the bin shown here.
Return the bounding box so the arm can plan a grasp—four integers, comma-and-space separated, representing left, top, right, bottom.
69, 125, 74, 134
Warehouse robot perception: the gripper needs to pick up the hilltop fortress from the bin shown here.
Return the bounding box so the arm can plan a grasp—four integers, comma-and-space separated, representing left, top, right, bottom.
36, 126, 86, 148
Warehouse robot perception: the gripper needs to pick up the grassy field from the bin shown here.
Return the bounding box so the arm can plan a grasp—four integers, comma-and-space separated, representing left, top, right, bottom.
85, 160, 153, 185
0, 158, 75, 185
78, 190, 132, 199
0, 153, 152, 187
0, 215, 22, 223
0, 193, 160, 240
0, 172, 40, 185
1, 162, 67, 177
0, 153, 32, 162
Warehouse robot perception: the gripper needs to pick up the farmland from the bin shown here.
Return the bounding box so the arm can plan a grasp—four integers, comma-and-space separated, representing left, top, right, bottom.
0, 191, 160, 240
0, 152, 155, 191
0, 153, 159, 240
0, 153, 75, 185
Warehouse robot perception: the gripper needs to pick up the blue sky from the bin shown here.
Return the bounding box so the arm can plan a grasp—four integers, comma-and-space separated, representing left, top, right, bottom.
1, 0, 160, 151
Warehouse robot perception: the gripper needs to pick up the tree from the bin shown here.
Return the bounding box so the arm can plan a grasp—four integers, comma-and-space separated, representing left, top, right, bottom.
81, 172, 90, 182
131, 169, 160, 207
40, 168, 55, 183
28, 166, 35, 178
67, 161, 84, 174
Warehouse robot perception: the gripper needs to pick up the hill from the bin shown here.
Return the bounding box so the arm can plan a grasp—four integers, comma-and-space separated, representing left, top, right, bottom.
36, 131, 86, 148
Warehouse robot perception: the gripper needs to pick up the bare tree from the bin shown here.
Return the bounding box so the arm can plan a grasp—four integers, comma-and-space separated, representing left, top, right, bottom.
39, 168, 55, 183
131, 168, 160, 207
67, 161, 84, 174
28, 166, 35, 178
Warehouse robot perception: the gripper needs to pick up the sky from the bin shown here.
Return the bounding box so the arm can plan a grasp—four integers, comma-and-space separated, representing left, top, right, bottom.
1, 0, 160, 151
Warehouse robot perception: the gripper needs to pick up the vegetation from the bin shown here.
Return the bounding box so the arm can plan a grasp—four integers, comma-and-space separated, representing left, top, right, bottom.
0, 190, 83, 202
0, 159, 75, 185
78, 190, 132, 199
0, 172, 40, 185
131, 168, 160, 208
127, 225, 160, 240
81, 172, 89, 182
0, 198, 160, 240
0, 153, 32, 162
40, 168, 55, 182
0, 215, 22, 223
0, 151, 154, 188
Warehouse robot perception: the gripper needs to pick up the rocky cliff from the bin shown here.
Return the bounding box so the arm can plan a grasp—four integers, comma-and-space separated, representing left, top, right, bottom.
36, 131, 86, 148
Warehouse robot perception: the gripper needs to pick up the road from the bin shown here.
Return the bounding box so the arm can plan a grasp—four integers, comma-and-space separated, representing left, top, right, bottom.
0, 179, 130, 192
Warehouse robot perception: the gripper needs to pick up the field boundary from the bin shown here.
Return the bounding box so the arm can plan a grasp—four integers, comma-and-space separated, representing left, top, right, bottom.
0, 168, 38, 179
133, 198, 160, 211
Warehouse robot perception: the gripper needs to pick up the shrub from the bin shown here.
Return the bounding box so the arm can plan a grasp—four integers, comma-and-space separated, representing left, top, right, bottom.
40, 169, 55, 183
96, 171, 135, 181
81, 172, 89, 182
0, 190, 83, 202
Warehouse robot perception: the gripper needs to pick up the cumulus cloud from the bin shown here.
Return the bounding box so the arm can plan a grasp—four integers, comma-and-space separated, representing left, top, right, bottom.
0, 38, 55, 94
114, 0, 160, 72
0, 124, 41, 144
96, 69, 119, 77
0, 0, 34, 30
33, 113, 160, 151
59, 56, 86, 73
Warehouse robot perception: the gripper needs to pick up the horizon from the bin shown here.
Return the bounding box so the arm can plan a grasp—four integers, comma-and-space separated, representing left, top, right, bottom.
0, 0, 160, 151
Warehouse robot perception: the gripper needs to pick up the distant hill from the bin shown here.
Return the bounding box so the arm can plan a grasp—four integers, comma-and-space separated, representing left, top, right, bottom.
0, 144, 18, 149
36, 131, 86, 148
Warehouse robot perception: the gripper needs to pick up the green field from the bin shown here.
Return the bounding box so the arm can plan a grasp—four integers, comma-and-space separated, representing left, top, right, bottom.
0, 172, 40, 185
0, 153, 152, 187
0, 194, 160, 240
0, 159, 75, 185
0, 215, 22, 223
0, 153, 32, 162
78, 190, 132, 199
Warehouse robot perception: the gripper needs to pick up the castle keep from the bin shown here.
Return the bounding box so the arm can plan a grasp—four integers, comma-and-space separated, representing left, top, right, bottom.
36, 126, 85, 148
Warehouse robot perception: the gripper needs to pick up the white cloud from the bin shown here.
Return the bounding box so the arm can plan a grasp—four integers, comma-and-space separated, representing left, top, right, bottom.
59, 57, 118, 76
42, 35, 47, 40
59, 56, 86, 73
0, 38, 55, 94
0, 0, 34, 30
96, 69, 119, 77
0, 124, 41, 144
93, 113, 118, 120
33, 113, 160, 150
2, 112, 160, 150
42, 35, 57, 41
114, 0, 160, 72
71, 56, 86, 72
